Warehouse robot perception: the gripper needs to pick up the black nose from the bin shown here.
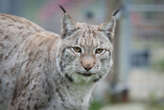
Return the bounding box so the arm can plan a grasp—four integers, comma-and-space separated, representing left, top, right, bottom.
81, 56, 95, 71
84, 66, 92, 71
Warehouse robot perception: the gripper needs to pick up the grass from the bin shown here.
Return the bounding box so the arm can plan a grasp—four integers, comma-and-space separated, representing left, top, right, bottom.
152, 59, 164, 72
89, 100, 104, 110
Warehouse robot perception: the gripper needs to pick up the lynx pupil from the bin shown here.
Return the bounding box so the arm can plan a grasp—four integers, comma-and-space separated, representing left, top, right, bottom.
72, 47, 82, 53
95, 48, 104, 54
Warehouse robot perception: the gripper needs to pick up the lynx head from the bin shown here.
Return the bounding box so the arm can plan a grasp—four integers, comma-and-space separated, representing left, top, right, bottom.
57, 6, 118, 84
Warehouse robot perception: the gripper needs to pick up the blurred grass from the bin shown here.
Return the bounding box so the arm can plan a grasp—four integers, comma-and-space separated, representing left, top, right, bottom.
146, 102, 164, 110
89, 100, 104, 110
152, 59, 164, 72
146, 93, 164, 110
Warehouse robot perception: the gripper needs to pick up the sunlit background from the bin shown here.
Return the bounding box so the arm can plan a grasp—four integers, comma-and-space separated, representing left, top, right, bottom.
0, 0, 164, 110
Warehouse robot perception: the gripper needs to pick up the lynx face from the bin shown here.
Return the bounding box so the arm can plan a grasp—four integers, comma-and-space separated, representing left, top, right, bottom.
57, 13, 116, 84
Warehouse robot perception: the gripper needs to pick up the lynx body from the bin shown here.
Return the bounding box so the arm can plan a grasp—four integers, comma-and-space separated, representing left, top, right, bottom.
0, 9, 117, 110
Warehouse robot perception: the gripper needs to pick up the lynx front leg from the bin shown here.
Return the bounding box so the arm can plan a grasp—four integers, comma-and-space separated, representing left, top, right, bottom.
8, 72, 52, 110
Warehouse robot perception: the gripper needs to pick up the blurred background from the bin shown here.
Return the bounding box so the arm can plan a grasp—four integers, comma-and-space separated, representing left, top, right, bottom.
0, 0, 164, 110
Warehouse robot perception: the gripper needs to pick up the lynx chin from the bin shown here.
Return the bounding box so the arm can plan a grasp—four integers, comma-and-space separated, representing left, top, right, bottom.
0, 6, 119, 110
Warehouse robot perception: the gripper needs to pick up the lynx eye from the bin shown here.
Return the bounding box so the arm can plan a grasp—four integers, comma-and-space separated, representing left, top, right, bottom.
95, 48, 105, 54
72, 46, 82, 53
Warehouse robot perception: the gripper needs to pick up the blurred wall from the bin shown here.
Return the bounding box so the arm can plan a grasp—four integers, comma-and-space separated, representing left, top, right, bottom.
0, 0, 112, 33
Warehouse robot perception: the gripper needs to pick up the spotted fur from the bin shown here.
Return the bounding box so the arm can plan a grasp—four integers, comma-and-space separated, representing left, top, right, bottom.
0, 10, 117, 110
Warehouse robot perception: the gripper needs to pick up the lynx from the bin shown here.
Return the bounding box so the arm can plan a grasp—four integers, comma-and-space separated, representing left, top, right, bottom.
0, 6, 118, 110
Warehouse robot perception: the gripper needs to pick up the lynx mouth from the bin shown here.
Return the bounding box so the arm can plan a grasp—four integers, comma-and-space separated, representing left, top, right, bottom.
76, 72, 94, 77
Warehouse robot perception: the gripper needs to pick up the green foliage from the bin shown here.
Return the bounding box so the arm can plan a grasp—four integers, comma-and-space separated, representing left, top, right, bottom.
146, 93, 164, 110
152, 59, 164, 72
89, 100, 104, 110
146, 103, 164, 110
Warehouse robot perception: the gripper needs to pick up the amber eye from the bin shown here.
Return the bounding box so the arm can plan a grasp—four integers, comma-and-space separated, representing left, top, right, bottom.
72, 46, 82, 53
95, 48, 105, 54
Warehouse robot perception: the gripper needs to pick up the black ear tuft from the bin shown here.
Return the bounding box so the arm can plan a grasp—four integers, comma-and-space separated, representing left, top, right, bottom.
58, 5, 66, 13
112, 8, 120, 16
60, 5, 76, 39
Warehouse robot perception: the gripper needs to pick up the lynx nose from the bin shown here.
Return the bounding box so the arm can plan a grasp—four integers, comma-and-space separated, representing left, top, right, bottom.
81, 55, 95, 71
84, 64, 93, 71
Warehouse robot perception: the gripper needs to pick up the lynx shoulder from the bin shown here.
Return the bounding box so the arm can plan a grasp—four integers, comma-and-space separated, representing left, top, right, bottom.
0, 8, 118, 110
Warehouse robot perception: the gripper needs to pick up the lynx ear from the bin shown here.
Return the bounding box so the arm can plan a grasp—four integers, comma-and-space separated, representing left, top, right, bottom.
100, 9, 120, 41
59, 5, 76, 38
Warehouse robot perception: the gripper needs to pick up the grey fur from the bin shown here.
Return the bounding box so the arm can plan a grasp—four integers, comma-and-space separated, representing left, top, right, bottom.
0, 12, 116, 110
